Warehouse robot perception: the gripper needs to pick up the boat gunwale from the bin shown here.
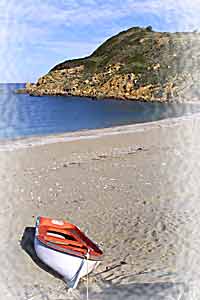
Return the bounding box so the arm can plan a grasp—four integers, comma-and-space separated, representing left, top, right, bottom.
35, 236, 103, 261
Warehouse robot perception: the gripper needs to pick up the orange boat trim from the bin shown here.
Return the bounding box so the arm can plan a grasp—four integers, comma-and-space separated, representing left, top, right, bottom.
36, 216, 103, 260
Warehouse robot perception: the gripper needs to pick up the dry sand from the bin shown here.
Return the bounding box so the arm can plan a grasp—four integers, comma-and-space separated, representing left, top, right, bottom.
1, 115, 200, 299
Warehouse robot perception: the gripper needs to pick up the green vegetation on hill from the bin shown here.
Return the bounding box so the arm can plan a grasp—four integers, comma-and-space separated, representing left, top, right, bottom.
23, 26, 200, 102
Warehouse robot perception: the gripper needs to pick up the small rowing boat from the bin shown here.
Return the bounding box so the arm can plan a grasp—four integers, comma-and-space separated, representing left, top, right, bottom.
34, 216, 103, 288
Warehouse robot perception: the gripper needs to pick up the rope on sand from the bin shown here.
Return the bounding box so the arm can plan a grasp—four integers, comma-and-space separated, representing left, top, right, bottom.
85, 251, 90, 300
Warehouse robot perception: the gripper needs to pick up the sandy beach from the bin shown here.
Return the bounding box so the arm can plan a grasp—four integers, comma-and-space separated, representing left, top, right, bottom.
1, 115, 200, 299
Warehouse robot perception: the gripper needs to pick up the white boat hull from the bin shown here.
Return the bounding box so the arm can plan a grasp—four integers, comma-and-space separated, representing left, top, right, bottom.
34, 238, 99, 288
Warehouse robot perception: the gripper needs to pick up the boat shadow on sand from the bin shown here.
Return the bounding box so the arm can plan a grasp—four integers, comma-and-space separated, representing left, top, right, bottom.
20, 226, 63, 280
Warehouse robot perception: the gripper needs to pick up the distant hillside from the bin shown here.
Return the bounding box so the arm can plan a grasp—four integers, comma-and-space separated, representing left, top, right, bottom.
22, 26, 200, 102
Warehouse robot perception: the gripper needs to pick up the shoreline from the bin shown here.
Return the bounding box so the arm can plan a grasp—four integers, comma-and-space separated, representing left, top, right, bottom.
16, 87, 200, 105
1, 111, 200, 151
15, 89, 169, 103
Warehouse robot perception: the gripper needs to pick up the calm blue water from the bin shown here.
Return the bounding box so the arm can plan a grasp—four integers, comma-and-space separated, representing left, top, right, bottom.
0, 83, 200, 140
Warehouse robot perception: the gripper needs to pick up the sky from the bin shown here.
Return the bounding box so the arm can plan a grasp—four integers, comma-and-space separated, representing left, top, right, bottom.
1, 0, 200, 82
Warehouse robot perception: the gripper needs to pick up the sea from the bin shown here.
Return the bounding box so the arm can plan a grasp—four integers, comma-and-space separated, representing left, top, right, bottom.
0, 83, 200, 140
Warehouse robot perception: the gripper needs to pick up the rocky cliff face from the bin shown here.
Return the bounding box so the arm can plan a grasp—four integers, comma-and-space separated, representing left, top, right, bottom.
22, 27, 200, 102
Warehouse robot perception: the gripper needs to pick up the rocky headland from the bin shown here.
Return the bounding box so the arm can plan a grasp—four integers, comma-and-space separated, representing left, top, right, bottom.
20, 26, 200, 102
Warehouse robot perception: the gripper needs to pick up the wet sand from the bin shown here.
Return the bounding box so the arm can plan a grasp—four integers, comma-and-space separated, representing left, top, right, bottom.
1, 115, 200, 299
